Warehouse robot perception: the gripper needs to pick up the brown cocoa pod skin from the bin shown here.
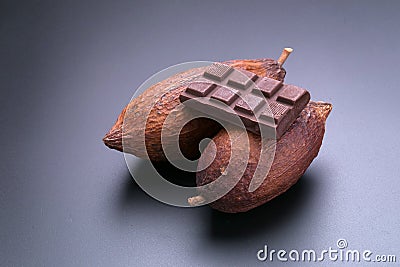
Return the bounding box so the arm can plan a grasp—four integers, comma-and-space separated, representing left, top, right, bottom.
196, 101, 332, 213
103, 58, 285, 161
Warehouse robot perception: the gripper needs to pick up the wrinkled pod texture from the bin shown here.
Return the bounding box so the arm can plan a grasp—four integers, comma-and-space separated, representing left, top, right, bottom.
196, 101, 332, 213
103, 59, 286, 161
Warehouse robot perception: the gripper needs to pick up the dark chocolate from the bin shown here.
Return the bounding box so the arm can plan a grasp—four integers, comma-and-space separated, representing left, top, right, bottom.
179, 63, 310, 139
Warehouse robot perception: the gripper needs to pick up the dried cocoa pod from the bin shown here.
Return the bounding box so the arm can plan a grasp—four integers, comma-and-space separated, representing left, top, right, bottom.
103, 58, 286, 161
193, 101, 332, 213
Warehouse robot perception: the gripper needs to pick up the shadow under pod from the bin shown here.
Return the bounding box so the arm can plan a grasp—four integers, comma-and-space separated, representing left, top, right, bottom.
115, 158, 320, 243
205, 171, 318, 241
115, 159, 198, 214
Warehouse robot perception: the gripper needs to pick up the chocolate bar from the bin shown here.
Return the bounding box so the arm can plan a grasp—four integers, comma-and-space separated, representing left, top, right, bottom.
179, 63, 310, 139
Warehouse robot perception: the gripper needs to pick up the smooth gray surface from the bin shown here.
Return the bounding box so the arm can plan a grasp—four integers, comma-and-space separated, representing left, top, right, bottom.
1, 0, 399, 266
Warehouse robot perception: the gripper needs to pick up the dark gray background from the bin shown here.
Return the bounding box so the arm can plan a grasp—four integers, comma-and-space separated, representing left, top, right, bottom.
1, 0, 399, 266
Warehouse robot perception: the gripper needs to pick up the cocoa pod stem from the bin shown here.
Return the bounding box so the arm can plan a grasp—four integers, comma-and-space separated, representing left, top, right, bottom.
188, 195, 206, 206
277, 47, 293, 65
